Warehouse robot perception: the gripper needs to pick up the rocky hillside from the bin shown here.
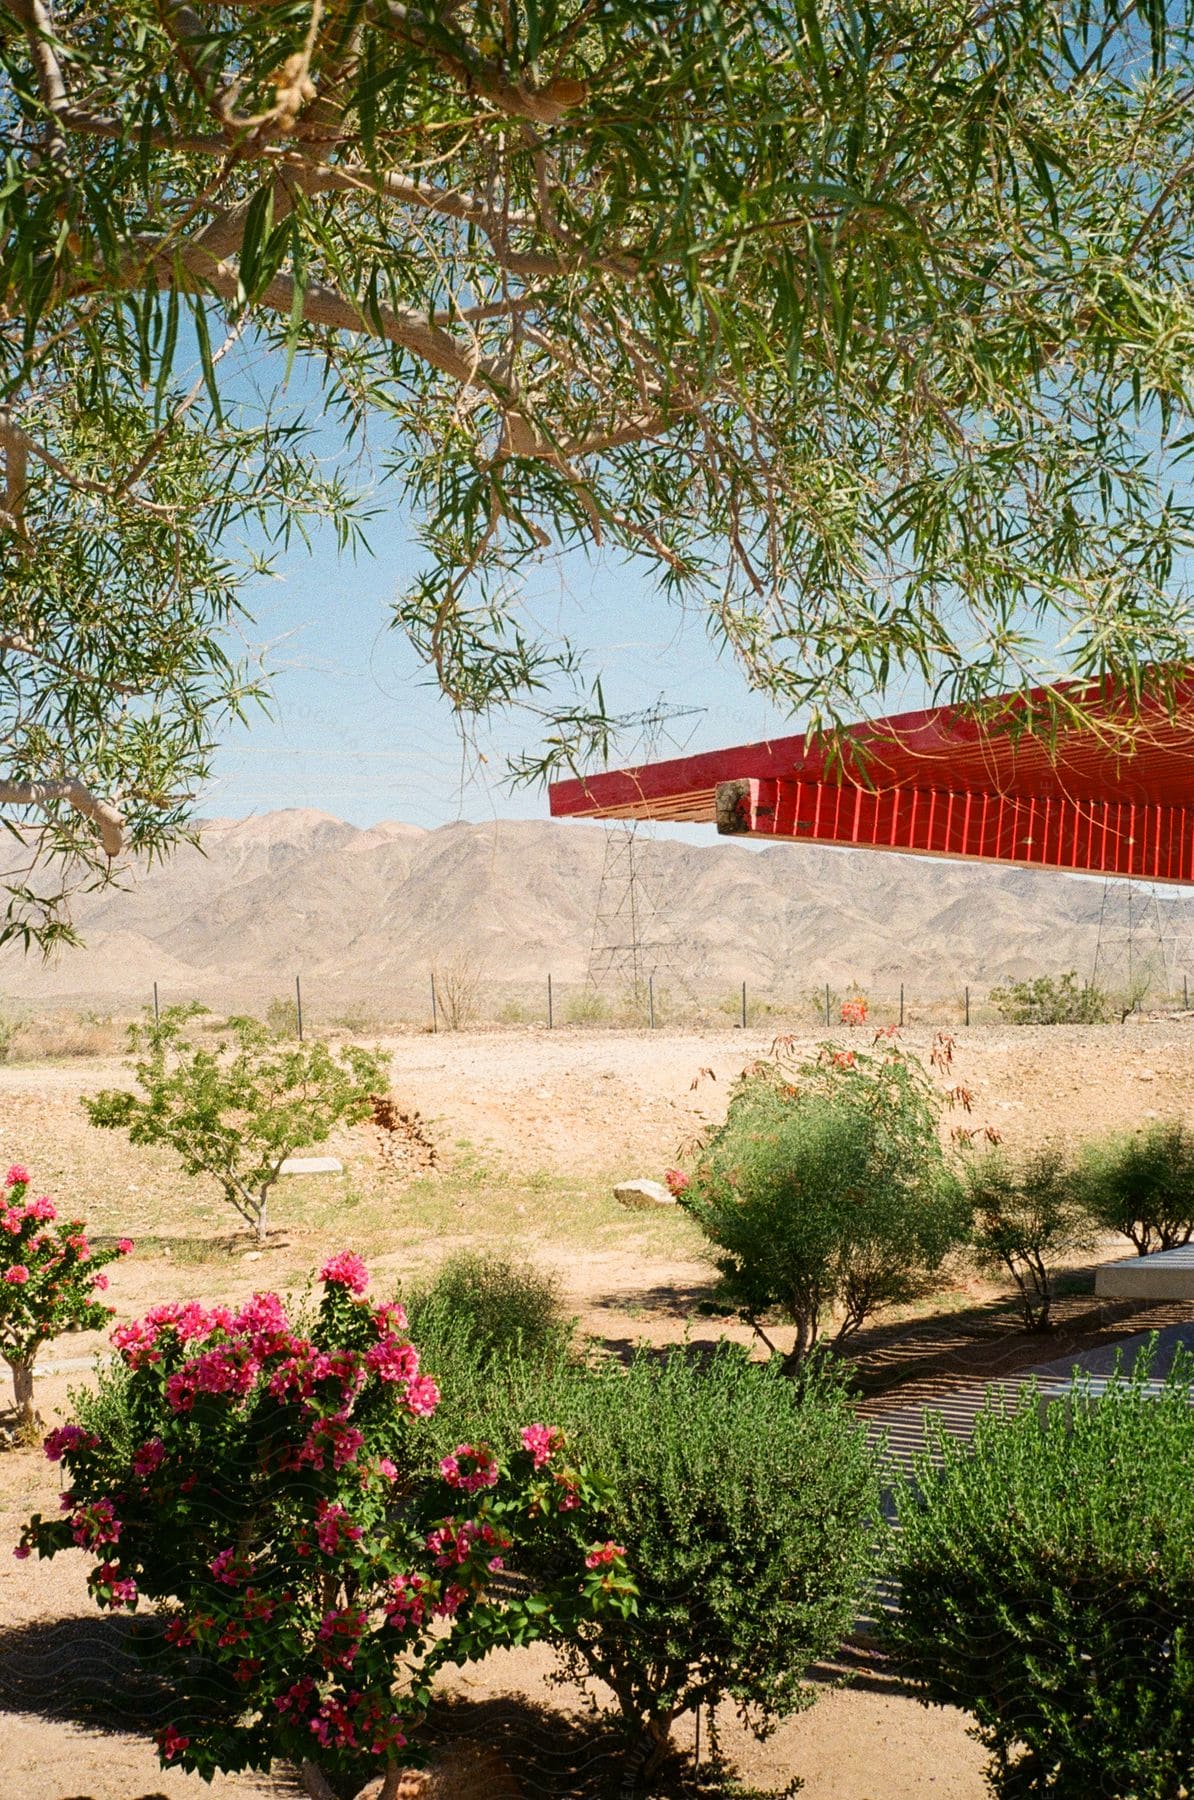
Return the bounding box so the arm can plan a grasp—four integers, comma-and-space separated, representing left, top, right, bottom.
0, 810, 1188, 1013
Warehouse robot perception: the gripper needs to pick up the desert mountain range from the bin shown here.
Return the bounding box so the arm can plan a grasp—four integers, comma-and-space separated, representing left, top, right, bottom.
1, 809, 1189, 1014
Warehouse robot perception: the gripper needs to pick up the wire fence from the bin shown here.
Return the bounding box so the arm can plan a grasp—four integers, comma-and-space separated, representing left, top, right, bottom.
125, 966, 1194, 1039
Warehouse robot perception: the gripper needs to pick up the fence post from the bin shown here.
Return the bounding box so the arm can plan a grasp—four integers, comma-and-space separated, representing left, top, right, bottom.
152, 981, 159, 1024
965, 984, 970, 1027
430, 973, 438, 1034
648, 974, 656, 1030
741, 979, 747, 1030
899, 982, 904, 1028
295, 974, 304, 1042
824, 982, 831, 1027
547, 972, 553, 1029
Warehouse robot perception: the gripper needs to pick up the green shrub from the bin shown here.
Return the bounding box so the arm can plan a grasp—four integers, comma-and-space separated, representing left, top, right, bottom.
888, 1357, 1194, 1799
563, 988, 611, 1025
1075, 1120, 1194, 1255
988, 971, 1109, 1025
403, 1250, 572, 1373
681, 1045, 969, 1365
960, 1144, 1092, 1331
435, 1344, 880, 1776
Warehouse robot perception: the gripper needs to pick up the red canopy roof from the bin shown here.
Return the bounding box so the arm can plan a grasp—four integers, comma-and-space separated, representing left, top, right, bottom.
548, 675, 1194, 884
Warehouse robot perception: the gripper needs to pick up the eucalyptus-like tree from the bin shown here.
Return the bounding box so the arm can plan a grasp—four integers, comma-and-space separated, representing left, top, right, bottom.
1, 0, 1193, 945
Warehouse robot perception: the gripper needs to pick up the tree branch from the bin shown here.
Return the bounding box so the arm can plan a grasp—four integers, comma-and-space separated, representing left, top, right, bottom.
0, 635, 142, 696
0, 779, 125, 856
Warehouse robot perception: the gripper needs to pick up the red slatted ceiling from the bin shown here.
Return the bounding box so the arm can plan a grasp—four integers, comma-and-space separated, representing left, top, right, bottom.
731, 778, 1194, 884
548, 673, 1194, 825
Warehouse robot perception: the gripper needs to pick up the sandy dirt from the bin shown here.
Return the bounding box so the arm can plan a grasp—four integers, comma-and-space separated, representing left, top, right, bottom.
0, 1020, 1191, 1799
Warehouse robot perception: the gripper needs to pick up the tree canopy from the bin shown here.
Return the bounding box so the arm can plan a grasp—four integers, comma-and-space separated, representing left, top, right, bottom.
1, 0, 1193, 943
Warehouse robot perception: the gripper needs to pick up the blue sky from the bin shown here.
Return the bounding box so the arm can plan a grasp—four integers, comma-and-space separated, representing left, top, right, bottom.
210, 494, 815, 836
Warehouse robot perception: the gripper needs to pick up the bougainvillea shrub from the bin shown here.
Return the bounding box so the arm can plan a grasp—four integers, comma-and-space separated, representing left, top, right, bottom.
17, 1256, 633, 1800
0, 1164, 131, 1431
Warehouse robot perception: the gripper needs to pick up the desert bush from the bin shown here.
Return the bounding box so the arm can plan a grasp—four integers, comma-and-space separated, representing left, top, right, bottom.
959, 1144, 1092, 1331
84, 1008, 389, 1240
433, 1343, 880, 1777
988, 971, 1109, 1025
1074, 1119, 1194, 1255
264, 991, 300, 1036
0, 1005, 13, 1063
20, 1257, 633, 1800
681, 1045, 970, 1365
564, 987, 612, 1025
403, 1251, 572, 1374
8, 1010, 125, 1060
888, 1358, 1194, 1799
0, 1165, 131, 1431
431, 953, 485, 1030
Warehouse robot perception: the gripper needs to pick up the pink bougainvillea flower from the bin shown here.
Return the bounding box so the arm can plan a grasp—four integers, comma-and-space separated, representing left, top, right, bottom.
131, 1437, 165, 1478
3, 1265, 29, 1285
403, 1374, 440, 1417
44, 1423, 97, 1462
365, 1335, 419, 1384
519, 1423, 564, 1469
584, 1540, 626, 1569
663, 1167, 690, 1195
116, 1238, 134, 1255
319, 1251, 370, 1294
158, 1724, 190, 1762
25, 1195, 56, 1220
12, 1543, 29, 1560
439, 1443, 500, 1495
4, 1165, 29, 1189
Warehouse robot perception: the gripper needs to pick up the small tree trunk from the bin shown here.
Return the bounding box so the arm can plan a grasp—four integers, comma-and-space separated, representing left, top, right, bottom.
298, 1761, 339, 1800
627, 1712, 677, 1788
781, 1305, 817, 1375
255, 1189, 269, 1242
9, 1358, 36, 1432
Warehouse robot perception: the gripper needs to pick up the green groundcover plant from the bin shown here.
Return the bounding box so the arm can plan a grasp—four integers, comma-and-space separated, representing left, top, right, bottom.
888, 1356, 1194, 1799
402, 1250, 573, 1374
680, 1044, 969, 1365
16, 1255, 634, 1800
425, 1340, 882, 1776
1075, 1120, 1194, 1255
0, 1162, 131, 1431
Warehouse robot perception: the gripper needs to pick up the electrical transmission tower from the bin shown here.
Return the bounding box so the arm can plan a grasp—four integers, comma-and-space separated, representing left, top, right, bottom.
1091, 876, 1179, 1011
586, 700, 705, 1009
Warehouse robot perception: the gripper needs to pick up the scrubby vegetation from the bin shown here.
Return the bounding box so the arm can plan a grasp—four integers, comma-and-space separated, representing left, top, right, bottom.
1075, 1119, 1194, 1255
960, 1144, 1093, 1332
402, 1250, 572, 1374
680, 1043, 970, 1365
989, 972, 1109, 1025
889, 1357, 1194, 1799
426, 1326, 881, 1775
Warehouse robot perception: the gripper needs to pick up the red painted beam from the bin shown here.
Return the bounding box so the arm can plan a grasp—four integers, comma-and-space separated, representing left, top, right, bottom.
715, 777, 1194, 885
548, 671, 1194, 822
